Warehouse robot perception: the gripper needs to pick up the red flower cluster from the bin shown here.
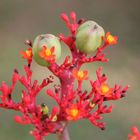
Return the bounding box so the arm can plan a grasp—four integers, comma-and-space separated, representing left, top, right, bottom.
0, 12, 128, 140
128, 127, 140, 140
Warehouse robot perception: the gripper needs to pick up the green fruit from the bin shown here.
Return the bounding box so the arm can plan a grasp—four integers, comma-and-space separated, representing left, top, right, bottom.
32, 34, 61, 66
76, 20, 105, 53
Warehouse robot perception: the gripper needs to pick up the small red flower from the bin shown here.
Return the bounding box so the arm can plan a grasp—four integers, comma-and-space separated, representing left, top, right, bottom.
21, 48, 33, 60
39, 46, 55, 62
66, 104, 81, 121
21, 48, 33, 66
105, 32, 118, 45
72, 69, 88, 81
96, 83, 113, 97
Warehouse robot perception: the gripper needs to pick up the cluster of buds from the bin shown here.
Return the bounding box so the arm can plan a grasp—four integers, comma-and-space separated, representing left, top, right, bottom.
0, 12, 128, 140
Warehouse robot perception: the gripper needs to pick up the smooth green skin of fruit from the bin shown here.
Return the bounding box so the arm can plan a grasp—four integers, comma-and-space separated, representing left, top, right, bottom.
33, 34, 61, 67
76, 20, 105, 54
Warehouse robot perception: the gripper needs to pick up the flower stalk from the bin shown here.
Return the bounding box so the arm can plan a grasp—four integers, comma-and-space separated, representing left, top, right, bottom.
58, 124, 70, 140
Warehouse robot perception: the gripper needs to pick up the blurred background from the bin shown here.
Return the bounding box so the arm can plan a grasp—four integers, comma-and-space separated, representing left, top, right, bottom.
0, 0, 140, 140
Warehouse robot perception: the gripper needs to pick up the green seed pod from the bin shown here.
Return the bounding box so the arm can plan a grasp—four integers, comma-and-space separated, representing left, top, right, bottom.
76, 20, 105, 54
32, 34, 61, 66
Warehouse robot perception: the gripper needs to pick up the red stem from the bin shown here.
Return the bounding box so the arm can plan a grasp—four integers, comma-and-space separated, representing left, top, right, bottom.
58, 126, 70, 140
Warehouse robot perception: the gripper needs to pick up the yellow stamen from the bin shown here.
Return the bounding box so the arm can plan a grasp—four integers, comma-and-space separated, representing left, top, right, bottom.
77, 71, 84, 79
45, 48, 52, 56
26, 50, 32, 57
101, 85, 109, 93
70, 108, 79, 117
107, 35, 115, 43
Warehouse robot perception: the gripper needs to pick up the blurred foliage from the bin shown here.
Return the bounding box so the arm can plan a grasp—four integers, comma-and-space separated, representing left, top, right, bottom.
0, 0, 140, 140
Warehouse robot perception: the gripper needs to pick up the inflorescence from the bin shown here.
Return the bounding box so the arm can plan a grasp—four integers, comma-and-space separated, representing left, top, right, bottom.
0, 12, 128, 140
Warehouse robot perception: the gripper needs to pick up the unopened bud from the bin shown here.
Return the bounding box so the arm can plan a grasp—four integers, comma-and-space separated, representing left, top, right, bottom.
41, 103, 49, 115
51, 115, 57, 122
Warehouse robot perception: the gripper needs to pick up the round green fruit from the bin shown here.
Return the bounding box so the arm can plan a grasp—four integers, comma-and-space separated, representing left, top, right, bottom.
32, 34, 61, 66
76, 20, 105, 53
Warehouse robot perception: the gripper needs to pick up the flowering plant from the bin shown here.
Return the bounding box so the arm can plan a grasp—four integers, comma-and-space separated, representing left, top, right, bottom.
0, 12, 128, 140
